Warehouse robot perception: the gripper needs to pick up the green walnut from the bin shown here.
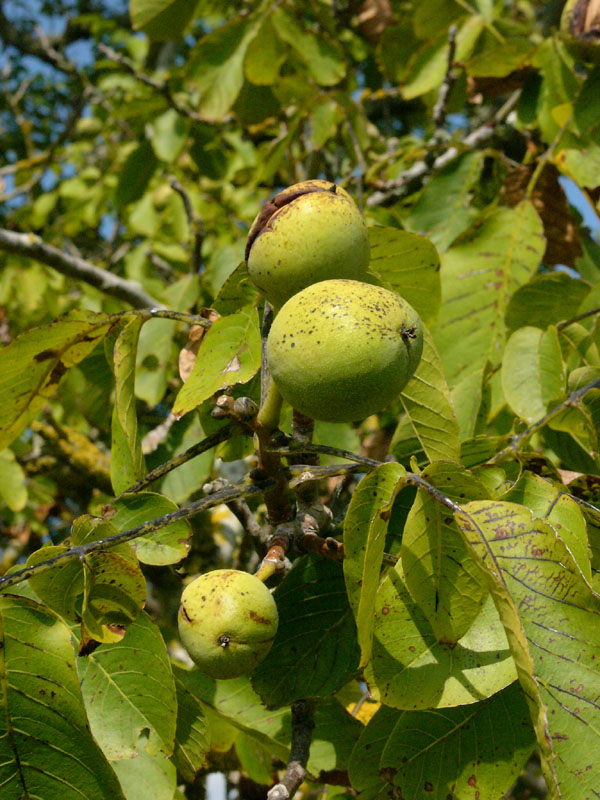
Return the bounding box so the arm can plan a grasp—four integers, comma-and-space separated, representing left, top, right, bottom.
245, 179, 370, 308
560, 0, 600, 63
178, 569, 278, 679
267, 279, 423, 423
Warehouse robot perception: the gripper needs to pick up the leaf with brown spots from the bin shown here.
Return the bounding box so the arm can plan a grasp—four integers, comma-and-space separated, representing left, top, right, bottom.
343, 462, 407, 667
455, 499, 600, 797
348, 682, 535, 800
0, 594, 126, 799
0, 310, 113, 450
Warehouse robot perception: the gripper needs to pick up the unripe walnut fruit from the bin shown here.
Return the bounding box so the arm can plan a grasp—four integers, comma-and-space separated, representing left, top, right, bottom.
267, 279, 423, 423
245, 180, 370, 308
178, 569, 278, 679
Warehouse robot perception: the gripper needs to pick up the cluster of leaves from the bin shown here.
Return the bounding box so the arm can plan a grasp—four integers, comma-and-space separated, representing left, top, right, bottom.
2, 0, 600, 798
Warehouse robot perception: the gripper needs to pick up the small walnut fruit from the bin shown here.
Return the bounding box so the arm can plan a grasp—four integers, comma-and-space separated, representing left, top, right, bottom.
267, 279, 423, 423
245, 180, 370, 308
178, 569, 278, 679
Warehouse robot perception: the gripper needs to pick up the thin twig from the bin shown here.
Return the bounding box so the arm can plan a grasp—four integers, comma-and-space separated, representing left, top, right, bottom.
268, 700, 316, 800
556, 306, 600, 331
490, 377, 600, 463
169, 178, 204, 273
272, 442, 383, 468
0, 228, 165, 309
227, 497, 269, 546
343, 117, 366, 211
98, 43, 204, 123
118, 424, 238, 496
368, 89, 521, 207
430, 25, 458, 141
0, 480, 273, 592
525, 113, 574, 200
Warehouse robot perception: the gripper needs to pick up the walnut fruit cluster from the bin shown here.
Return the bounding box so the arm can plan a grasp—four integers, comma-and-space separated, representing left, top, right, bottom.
246, 180, 424, 423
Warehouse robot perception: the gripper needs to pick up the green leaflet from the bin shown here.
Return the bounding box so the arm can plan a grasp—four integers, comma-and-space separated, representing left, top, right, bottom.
0, 310, 113, 450
348, 682, 535, 800
455, 500, 600, 797
502, 325, 566, 424
172, 305, 261, 418
432, 202, 545, 388
343, 463, 407, 667
0, 595, 125, 799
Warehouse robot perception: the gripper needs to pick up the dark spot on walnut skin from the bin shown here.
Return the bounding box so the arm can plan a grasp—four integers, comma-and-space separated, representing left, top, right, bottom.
249, 610, 271, 625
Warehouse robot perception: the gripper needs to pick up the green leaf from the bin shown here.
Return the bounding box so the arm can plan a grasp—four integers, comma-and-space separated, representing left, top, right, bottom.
110, 316, 146, 494
157, 416, 214, 503
111, 736, 177, 800
465, 36, 534, 77
244, 14, 287, 85
431, 202, 545, 387
402, 462, 490, 643
108, 492, 191, 565
127, 192, 160, 237
212, 261, 259, 316
401, 16, 485, 99
0, 448, 27, 511
148, 109, 190, 163
533, 37, 580, 148
77, 612, 177, 759
115, 141, 158, 207
80, 549, 147, 644
253, 556, 361, 707
365, 568, 517, 709
182, 670, 362, 774
455, 500, 600, 796
450, 367, 485, 441
0, 594, 125, 799
404, 152, 485, 252
172, 306, 261, 418
172, 666, 209, 782
348, 682, 535, 800
190, 17, 261, 121
574, 65, 600, 141
504, 471, 591, 581
135, 316, 176, 407
235, 729, 274, 784
398, 325, 461, 462
343, 463, 407, 667
26, 516, 146, 641
271, 7, 346, 86
562, 145, 600, 189
501, 325, 566, 424
130, 0, 199, 41
0, 310, 113, 450
505, 272, 592, 332
310, 95, 341, 148
368, 226, 441, 325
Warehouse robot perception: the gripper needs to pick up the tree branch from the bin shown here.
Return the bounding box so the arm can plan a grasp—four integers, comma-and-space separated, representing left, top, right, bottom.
268, 700, 316, 800
169, 178, 204, 274
429, 24, 458, 147
0, 6, 78, 75
98, 43, 204, 123
119, 423, 240, 497
491, 377, 600, 463
0, 479, 274, 592
0, 228, 166, 309
368, 89, 521, 207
